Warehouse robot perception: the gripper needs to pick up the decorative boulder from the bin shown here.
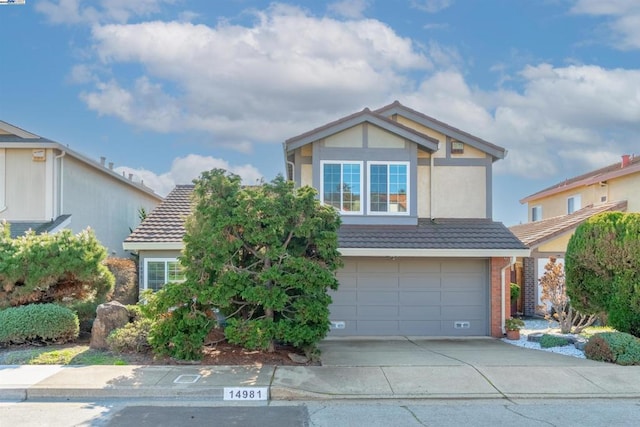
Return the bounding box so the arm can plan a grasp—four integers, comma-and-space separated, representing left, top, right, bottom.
90, 301, 130, 349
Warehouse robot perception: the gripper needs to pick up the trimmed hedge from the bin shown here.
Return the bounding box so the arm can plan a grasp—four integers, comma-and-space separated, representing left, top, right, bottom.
107, 318, 153, 353
539, 334, 570, 348
584, 332, 640, 365
0, 304, 79, 345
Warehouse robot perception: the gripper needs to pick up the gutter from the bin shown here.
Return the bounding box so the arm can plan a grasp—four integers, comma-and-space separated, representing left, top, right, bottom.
501, 256, 516, 335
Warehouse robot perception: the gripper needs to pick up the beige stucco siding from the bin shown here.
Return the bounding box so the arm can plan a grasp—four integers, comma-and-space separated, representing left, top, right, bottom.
1, 148, 47, 220
537, 232, 573, 253
609, 173, 640, 212
301, 164, 313, 188
324, 125, 363, 148
417, 165, 431, 218
367, 124, 406, 148
63, 156, 160, 257
433, 166, 486, 218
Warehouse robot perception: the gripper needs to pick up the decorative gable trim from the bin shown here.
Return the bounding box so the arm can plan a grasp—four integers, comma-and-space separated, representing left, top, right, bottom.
284, 108, 439, 153
374, 101, 506, 161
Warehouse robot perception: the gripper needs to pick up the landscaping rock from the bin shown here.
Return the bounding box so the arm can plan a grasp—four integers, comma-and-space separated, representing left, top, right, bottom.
527, 333, 544, 343
288, 353, 310, 364
90, 301, 130, 349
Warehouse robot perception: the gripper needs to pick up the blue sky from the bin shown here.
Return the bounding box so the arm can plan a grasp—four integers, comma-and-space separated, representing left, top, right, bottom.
1, 0, 639, 226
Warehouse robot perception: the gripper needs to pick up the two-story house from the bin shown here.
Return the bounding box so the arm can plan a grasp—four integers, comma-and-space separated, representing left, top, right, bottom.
0, 120, 162, 257
124, 102, 529, 338
509, 155, 637, 316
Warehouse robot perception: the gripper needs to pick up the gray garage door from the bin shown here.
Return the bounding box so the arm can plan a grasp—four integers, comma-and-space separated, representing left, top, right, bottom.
328, 258, 489, 336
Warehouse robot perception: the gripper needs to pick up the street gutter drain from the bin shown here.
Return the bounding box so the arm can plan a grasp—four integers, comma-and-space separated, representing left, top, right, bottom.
174, 374, 201, 384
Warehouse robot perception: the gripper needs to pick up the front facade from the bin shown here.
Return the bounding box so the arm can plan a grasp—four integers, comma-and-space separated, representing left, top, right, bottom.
0, 120, 162, 256
511, 155, 638, 315
284, 102, 528, 337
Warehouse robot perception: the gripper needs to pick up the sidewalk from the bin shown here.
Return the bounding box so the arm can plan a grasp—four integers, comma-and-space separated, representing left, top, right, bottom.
3, 338, 640, 401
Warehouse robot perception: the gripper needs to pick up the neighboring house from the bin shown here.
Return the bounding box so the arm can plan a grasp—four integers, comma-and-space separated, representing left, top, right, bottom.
510, 155, 638, 316
0, 120, 162, 257
125, 102, 529, 338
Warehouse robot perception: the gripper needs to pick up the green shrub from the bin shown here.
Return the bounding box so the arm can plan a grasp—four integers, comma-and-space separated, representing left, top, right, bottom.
0, 304, 79, 345
585, 332, 640, 365
107, 318, 153, 353
539, 334, 570, 348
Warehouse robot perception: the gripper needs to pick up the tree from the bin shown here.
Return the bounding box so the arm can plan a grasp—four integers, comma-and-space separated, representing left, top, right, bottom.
538, 257, 597, 334
565, 212, 640, 335
0, 222, 114, 309
178, 169, 342, 355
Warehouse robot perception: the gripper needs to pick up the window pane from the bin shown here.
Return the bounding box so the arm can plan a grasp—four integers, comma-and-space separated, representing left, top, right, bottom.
370, 164, 388, 212
342, 163, 361, 212
147, 261, 166, 291
388, 164, 407, 213
167, 261, 185, 282
323, 164, 341, 209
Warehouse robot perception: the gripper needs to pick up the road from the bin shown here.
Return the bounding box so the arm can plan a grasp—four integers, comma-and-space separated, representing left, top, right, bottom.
1, 398, 639, 426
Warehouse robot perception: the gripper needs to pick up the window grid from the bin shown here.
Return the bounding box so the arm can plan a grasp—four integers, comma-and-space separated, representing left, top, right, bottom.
145, 259, 185, 291
368, 162, 409, 214
321, 162, 362, 214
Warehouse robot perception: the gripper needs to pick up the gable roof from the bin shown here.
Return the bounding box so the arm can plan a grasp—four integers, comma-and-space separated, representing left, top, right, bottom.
374, 101, 506, 160
521, 155, 640, 204
284, 107, 440, 153
339, 218, 529, 257
123, 185, 194, 251
4, 215, 72, 239
509, 200, 628, 248
0, 120, 162, 201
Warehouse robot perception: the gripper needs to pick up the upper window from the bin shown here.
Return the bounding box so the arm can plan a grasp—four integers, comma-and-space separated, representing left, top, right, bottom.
567, 195, 581, 214
144, 258, 185, 291
531, 205, 542, 222
321, 161, 363, 214
368, 162, 409, 214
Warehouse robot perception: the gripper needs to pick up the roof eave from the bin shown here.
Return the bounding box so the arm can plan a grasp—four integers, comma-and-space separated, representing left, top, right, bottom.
339, 248, 531, 257
122, 242, 184, 251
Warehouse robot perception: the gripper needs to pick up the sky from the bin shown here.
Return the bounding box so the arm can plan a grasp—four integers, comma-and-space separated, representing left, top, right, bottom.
1, 0, 639, 227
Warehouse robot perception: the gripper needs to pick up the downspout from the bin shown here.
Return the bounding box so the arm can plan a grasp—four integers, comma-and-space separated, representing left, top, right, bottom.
55, 151, 66, 216
430, 146, 437, 219
287, 161, 295, 183
501, 256, 516, 334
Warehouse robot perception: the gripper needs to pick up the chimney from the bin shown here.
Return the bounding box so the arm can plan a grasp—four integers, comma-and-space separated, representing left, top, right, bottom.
622, 154, 631, 168
100, 156, 106, 166
129, 173, 133, 181
108, 162, 114, 170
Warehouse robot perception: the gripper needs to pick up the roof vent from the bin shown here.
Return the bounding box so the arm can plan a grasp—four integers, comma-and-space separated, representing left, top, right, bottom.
622, 154, 631, 168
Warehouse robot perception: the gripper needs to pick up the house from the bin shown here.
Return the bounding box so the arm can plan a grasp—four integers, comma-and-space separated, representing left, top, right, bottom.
0, 120, 162, 257
510, 155, 638, 316
125, 102, 529, 338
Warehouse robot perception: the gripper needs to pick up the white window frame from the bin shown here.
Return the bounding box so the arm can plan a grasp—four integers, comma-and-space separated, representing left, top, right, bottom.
367, 161, 410, 216
143, 258, 186, 291
320, 160, 364, 215
567, 195, 581, 214
531, 205, 542, 222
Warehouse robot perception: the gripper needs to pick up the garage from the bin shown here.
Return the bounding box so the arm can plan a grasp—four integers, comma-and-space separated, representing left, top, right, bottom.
328, 257, 489, 336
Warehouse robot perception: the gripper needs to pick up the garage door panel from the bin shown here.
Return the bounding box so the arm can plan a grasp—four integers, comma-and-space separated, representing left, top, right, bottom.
400, 305, 441, 320
357, 291, 399, 304
399, 274, 441, 289
358, 275, 399, 289
441, 290, 484, 305
358, 305, 398, 319
329, 258, 488, 336
398, 291, 441, 305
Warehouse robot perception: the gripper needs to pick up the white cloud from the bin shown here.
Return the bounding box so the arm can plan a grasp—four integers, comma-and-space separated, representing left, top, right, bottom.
571, 0, 640, 50
117, 154, 264, 196
411, 0, 454, 13
77, 5, 430, 149
36, 0, 175, 25
328, 0, 370, 19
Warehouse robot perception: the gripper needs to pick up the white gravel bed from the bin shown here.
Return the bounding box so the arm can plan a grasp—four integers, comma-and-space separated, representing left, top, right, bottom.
501, 319, 586, 359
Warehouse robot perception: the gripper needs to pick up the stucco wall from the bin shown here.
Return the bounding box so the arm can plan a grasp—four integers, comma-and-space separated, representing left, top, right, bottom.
0, 148, 47, 220
63, 156, 161, 257
432, 166, 486, 218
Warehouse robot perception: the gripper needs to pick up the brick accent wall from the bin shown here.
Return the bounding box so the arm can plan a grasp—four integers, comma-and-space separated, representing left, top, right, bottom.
490, 257, 511, 337
523, 257, 536, 316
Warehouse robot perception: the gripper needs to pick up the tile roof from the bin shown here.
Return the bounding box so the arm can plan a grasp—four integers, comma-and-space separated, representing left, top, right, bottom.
125, 185, 194, 243
339, 218, 527, 250
509, 200, 628, 248
5, 214, 72, 238
521, 155, 640, 203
